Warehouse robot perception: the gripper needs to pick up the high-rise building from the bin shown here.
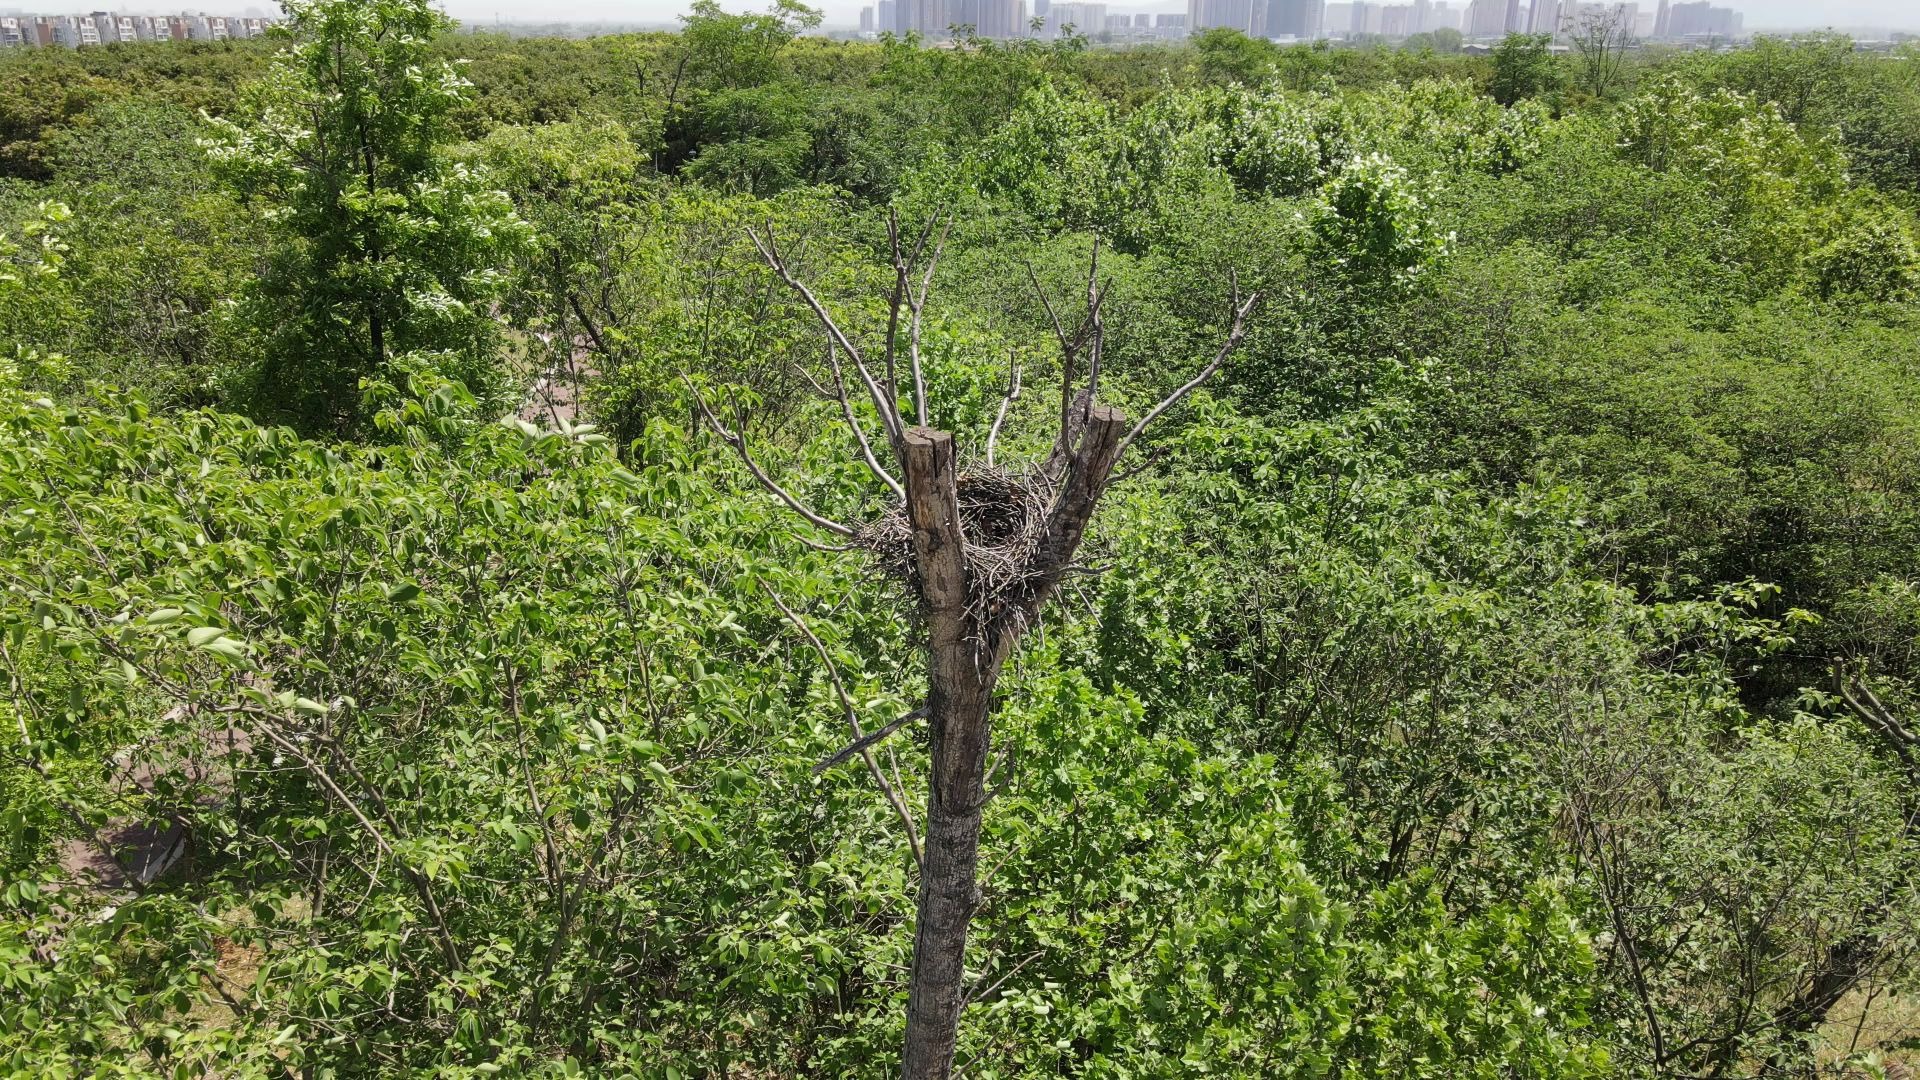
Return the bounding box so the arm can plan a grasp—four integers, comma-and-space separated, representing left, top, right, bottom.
951, 0, 1023, 36
1563, 1, 1639, 34
877, 0, 897, 31
1465, 0, 1505, 34
1528, 0, 1561, 33
1190, 0, 1257, 32
1043, 0, 1106, 35
888, 0, 949, 36
860, 5, 875, 30
1666, 0, 1737, 37
989, 0, 1026, 36
1411, 0, 1431, 31
1503, 0, 1522, 31
1652, 0, 1669, 35
53, 16, 100, 46
1265, 0, 1325, 37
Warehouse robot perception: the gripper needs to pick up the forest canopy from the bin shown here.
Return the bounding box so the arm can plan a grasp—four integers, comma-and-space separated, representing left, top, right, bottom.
6, 6, 1920, 1078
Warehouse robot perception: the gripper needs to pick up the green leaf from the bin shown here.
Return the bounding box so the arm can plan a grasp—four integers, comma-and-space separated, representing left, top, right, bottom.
201, 638, 248, 663
187, 626, 226, 646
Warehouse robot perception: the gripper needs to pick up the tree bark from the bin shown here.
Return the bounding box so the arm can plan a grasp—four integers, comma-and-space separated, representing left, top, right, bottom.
731, 224, 1255, 1080
900, 426, 987, 1080
898, 411, 1126, 1080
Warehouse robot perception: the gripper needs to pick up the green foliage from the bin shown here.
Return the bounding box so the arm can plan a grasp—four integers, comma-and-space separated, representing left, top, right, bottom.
0, 100, 264, 407
1312, 153, 1451, 286
7, 19, 1920, 1078
206, 0, 527, 436
1490, 33, 1558, 105
0, 199, 77, 389
1809, 197, 1920, 301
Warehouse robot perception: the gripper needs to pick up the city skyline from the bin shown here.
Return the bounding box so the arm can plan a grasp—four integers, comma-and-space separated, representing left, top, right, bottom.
0, 0, 1911, 32
446, 0, 1918, 30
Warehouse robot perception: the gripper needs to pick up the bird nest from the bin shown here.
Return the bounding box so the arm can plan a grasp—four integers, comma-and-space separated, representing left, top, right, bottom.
853, 464, 1058, 629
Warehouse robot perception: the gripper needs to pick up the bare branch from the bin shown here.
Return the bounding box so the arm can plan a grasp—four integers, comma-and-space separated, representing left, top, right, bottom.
906, 218, 953, 427
791, 360, 834, 400
681, 374, 857, 538
968, 950, 1044, 1005
748, 224, 906, 454
235, 707, 464, 972
826, 337, 905, 499
764, 585, 924, 870
1026, 256, 1109, 476
815, 706, 928, 776
989, 406, 1128, 664
1084, 239, 1104, 409
1842, 674, 1920, 768
985, 352, 1022, 467
1112, 290, 1261, 468
1104, 444, 1168, 489
1025, 258, 1073, 357
885, 212, 906, 394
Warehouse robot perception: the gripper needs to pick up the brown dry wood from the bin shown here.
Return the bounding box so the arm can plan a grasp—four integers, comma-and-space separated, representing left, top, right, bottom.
900, 426, 992, 1080
705, 226, 1259, 1080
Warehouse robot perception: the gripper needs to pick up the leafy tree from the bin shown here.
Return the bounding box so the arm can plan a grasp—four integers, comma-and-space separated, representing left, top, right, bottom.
1312, 153, 1452, 286
1809, 198, 1920, 301
206, 0, 526, 436
685, 0, 821, 87
11, 15, 1920, 1078
1568, 7, 1633, 100
0, 200, 74, 387
1490, 32, 1558, 105
1191, 28, 1279, 85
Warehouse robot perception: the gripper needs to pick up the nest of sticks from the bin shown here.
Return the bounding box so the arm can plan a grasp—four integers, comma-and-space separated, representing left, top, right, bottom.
854, 464, 1058, 629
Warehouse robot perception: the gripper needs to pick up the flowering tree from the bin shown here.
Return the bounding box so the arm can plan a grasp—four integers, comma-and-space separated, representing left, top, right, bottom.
207, 0, 525, 435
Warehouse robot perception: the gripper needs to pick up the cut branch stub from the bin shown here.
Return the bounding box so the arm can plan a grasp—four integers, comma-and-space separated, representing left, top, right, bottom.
995, 404, 1126, 660
902, 427, 970, 635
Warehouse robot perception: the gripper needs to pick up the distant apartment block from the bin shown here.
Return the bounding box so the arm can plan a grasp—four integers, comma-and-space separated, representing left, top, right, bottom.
1336, 0, 1466, 33
949, 0, 1026, 37
1189, 0, 1257, 33
0, 10, 279, 47
1664, 0, 1739, 37
1040, 1, 1105, 36
1264, 0, 1325, 38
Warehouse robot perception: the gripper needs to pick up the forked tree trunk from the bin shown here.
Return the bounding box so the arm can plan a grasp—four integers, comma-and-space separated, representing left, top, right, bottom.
725, 218, 1254, 1080
900, 427, 991, 1079
898, 412, 1126, 1080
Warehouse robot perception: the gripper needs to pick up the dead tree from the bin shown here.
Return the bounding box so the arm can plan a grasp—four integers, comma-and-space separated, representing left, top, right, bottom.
690, 215, 1257, 1080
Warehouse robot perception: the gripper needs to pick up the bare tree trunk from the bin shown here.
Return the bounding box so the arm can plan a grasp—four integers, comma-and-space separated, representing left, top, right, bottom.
708, 223, 1258, 1080
898, 412, 1127, 1079
901, 426, 989, 1080
901, 689, 990, 1080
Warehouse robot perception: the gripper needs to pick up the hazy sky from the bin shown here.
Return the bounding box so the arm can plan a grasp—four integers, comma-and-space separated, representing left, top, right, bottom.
428, 0, 1918, 30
